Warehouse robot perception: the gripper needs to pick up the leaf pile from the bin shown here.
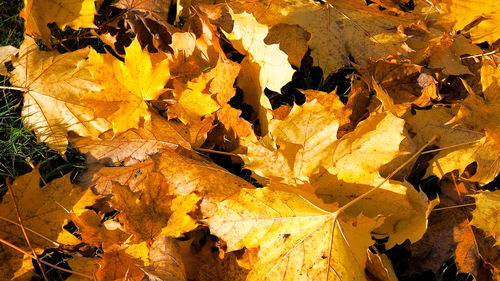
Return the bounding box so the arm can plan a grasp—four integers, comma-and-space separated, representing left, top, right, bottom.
1, 0, 500, 280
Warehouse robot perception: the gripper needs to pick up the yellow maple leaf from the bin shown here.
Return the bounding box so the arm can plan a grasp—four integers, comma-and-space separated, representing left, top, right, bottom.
0, 244, 33, 281
242, 99, 340, 184
207, 187, 383, 281
471, 190, 500, 246
20, 0, 97, 44
168, 78, 220, 124
241, 99, 435, 247
82, 38, 171, 133
211, 0, 416, 77
78, 157, 156, 195
403, 107, 487, 183
96, 237, 187, 281
155, 149, 255, 217
436, 0, 500, 44
70, 112, 191, 166
421, 59, 500, 185
0, 45, 18, 75
0, 168, 101, 277
224, 10, 295, 134
70, 210, 128, 251
10, 37, 110, 153
110, 172, 200, 243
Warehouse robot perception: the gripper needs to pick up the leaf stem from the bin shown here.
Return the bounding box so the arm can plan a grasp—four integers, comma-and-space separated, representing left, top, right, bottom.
0, 86, 26, 92
196, 147, 238, 156
421, 139, 481, 155
433, 203, 476, 211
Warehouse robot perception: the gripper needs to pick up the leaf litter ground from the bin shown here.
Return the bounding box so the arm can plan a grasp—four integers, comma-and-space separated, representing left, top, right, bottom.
0, 0, 500, 281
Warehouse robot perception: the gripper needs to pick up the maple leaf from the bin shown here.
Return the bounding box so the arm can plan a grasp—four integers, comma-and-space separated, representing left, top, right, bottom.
366, 251, 398, 281
70, 112, 191, 166
70, 209, 128, 251
471, 190, 500, 246
223, 10, 295, 134
96, 238, 187, 281
406, 181, 483, 276
9, 37, 110, 153
264, 23, 311, 68
96, 243, 149, 281
404, 107, 486, 182
424, 34, 481, 75
82, 38, 171, 134
168, 78, 221, 124
0, 168, 102, 280
179, 230, 250, 281
241, 99, 341, 184
110, 0, 174, 53
360, 58, 439, 112
208, 0, 417, 77
0, 244, 33, 281
436, 0, 500, 44
20, 0, 97, 44
155, 149, 255, 216
207, 187, 383, 281
66, 256, 100, 281
110, 172, 200, 243
78, 157, 156, 195
0, 45, 18, 75
241, 100, 435, 247
407, 59, 500, 185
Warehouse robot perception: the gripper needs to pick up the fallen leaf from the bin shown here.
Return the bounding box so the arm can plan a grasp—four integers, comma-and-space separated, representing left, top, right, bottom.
83, 38, 171, 134
0, 168, 101, 250
207, 187, 383, 281
0, 45, 18, 75
20, 0, 97, 44
145, 235, 187, 281
471, 190, 500, 246
155, 149, 255, 216
10, 37, 110, 153
264, 23, 310, 68
71, 112, 191, 166
224, 10, 295, 133
437, 0, 500, 44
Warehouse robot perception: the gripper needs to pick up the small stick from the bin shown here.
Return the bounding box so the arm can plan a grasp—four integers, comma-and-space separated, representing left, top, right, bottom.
421, 140, 481, 155
6, 178, 49, 281
196, 147, 238, 156
433, 203, 476, 211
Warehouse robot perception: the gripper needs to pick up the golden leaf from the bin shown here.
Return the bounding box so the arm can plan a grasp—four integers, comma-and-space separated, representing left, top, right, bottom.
0, 45, 18, 75
0, 168, 100, 250
471, 190, 500, 246
207, 187, 383, 281
20, 0, 97, 44
83, 38, 171, 133
70, 112, 191, 166
10, 37, 110, 153
224, 10, 295, 134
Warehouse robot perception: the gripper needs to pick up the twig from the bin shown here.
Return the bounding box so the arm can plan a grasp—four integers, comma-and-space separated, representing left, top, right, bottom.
196, 147, 238, 156
433, 203, 476, 211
